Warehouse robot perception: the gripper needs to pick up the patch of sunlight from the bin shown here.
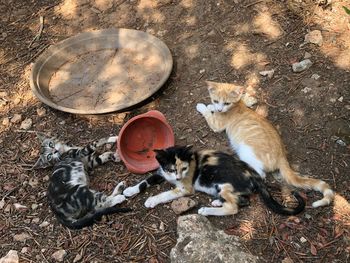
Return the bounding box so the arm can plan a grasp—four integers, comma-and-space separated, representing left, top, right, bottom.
232, 23, 251, 35
180, 0, 195, 8
333, 193, 350, 224
253, 11, 283, 39
55, 0, 77, 19
245, 72, 260, 88
227, 41, 268, 70
186, 16, 197, 26
137, 0, 165, 23
184, 44, 199, 59
322, 46, 350, 70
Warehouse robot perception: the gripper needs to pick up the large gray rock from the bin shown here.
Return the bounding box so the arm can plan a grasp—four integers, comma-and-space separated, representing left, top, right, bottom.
170, 215, 258, 263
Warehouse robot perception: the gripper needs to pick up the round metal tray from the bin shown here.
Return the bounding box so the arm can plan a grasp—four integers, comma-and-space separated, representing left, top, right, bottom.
30, 28, 173, 114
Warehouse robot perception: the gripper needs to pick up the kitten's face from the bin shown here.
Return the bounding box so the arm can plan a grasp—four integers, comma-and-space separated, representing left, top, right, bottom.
33, 136, 63, 169
206, 81, 243, 112
155, 146, 192, 181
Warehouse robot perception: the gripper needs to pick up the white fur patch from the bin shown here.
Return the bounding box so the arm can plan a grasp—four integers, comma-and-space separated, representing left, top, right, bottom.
112, 181, 125, 196
198, 207, 230, 216
196, 103, 210, 115
107, 136, 118, 143
68, 163, 88, 186
234, 143, 265, 178
194, 180, 217, 195
123, 184, 141, 197
145, 190, 185, 208
211, 199, 223, 207
108, 194, 126, 206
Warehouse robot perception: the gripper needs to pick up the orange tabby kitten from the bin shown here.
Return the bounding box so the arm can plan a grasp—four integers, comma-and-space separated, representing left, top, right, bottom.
196, 81, 334, 208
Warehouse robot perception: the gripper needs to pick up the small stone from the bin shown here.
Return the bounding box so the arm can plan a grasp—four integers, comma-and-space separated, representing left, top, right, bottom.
31, 203, 38, 210
0, 200, 5, 209
11, 114, 22, 124
43, 175, 49, 181
292, 59, 313, 73
2, 117, 10, 126
20, 118, 32, 130
301, 87, 312, 94
199, 69, 205, 74
28, 178, 39, 188
338, 96, 344, 102
39, 221, 50, 228
73, 254, 82, 263
32, 217, 40, 224
13, 98, 21, 105
282, 257, 294, 263
13, 233, 31, 242
304, 52, 312, 59
13, 203, 27, 211
21, 247, 29, 254
330, 98, 336, 103
171, 197, 197, 214
0, 250, 19, 263
4, 203, 12, 212
304, 213, 312, 219
51, 250, 67, 262
59, 120, 65, 125
159, 221, 165, 231
336, 139, 346, 147
311, 73, 320, 80
0, 91, 8, 97
151, 223, 157, 229
300, 237, 307, 243
36, 107, 46, 117
303, 30, 323, 46
259, 69, 275, 79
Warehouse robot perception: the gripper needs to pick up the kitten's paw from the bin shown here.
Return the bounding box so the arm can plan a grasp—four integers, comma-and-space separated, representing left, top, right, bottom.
114, 194, 126, 204
198, 207, 209, 216
145, 196, 159, 208
107, 136, 118, 143
211, 199, 223, 207
196, 103, 208, 114
123, 186, 140, 197
116, 181, 125, 191
111, 152, 121, 162
207, 104, 216, 112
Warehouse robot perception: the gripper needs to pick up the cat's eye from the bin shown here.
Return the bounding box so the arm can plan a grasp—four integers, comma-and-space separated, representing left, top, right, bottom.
49, 141, 54, 148
213, 100, 219, 103
182, 167, 188, 171
224, 102, 231, 106
47, 153, 52, 160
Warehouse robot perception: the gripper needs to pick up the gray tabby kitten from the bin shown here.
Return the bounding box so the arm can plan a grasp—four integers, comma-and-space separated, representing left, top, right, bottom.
33, 134, 131, 229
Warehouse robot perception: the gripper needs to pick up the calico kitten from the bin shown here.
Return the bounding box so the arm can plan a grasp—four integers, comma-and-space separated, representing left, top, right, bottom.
123, 146, 305, 216
196, 81, 334, 208
33, 134, 131, 229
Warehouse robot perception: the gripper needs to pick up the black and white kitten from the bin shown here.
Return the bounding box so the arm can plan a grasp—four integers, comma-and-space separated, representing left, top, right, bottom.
34, 134, 131, 229
123, 146, 305, 216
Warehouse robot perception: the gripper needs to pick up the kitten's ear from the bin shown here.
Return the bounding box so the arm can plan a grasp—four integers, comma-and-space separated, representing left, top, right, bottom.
32, 157, 47, 169
185, 145, 193, 151
153, 149, 165, 155
230, 86, 244, 97
36, 132, 46, 142
154, 149, 166, 164
205, 81, 218, 93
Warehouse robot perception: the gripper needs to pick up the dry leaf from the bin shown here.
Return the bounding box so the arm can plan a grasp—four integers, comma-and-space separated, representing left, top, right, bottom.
310, 243, 317, 256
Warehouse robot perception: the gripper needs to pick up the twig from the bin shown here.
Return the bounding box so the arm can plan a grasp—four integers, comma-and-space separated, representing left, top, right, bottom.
244, 0, 263, 8
28, 16, 44, 48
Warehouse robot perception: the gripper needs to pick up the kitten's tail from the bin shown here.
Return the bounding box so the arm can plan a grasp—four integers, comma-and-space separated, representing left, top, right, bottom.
279, 159, 334, 208
253, 177, 305, 215
59, 206, 132, 230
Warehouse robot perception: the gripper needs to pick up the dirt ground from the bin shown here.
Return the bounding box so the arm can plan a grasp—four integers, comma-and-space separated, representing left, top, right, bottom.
0, 0, 349, 262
